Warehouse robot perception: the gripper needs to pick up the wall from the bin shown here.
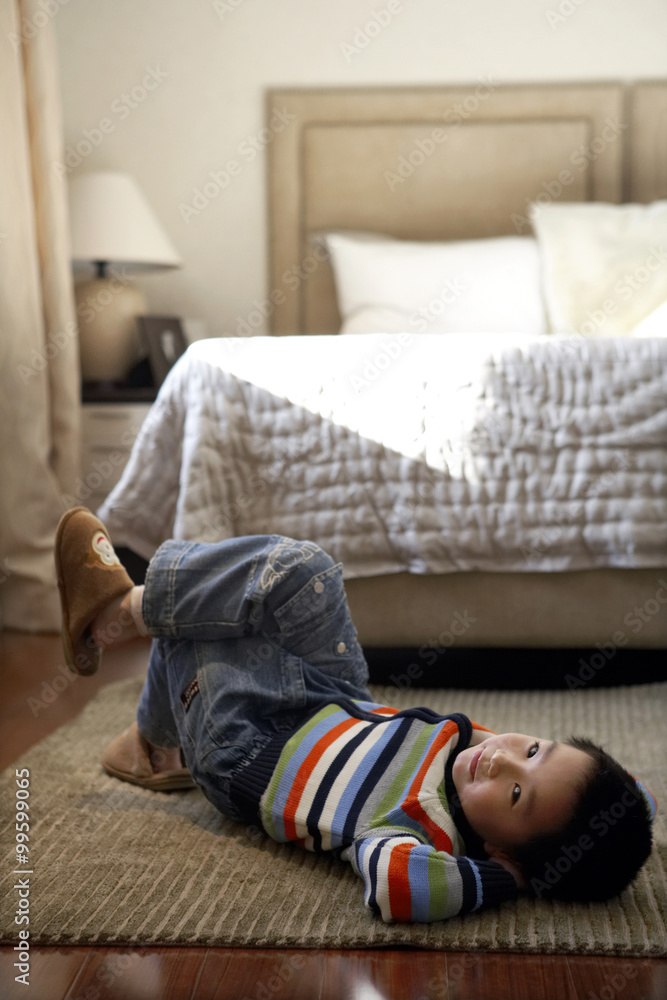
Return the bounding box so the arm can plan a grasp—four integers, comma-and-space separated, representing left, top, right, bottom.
51, 0, 667, 339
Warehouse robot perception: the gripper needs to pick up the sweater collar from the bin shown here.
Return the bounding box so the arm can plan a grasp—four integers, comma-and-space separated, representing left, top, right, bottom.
445, 713, 487, 859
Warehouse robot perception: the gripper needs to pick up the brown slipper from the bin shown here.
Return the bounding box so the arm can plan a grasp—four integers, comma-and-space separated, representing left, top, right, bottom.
102, 722, 197, 792
55, 506, 134, 675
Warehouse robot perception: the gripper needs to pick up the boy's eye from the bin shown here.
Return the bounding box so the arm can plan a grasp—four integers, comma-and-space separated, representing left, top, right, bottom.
513, 744, 540, 804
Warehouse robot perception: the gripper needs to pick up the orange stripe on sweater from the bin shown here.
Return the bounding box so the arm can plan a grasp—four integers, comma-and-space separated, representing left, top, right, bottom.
471, 720, 496, 736
402, 720, 458, 852
282, 717, 360, 841
387, 841, 414, 921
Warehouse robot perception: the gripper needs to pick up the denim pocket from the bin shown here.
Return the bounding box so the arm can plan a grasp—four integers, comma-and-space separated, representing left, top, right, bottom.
274, 563, 348, 637
274, 567, 369, 690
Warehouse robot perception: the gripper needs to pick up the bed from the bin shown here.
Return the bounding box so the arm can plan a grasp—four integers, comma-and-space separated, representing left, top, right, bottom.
98, 81, 667, 653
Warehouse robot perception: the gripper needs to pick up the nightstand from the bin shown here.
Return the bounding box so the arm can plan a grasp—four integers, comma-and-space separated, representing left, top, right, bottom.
79, 378, 158, 584
80, 401, 154, 511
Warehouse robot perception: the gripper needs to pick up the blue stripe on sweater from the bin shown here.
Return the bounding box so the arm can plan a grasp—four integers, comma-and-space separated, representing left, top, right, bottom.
306, 722, 373, 851
336, 718, 414, 848
407, 843, 434, 922
468, 859, 484, 911
267, 706, 351, 841
458, 856, 482, 913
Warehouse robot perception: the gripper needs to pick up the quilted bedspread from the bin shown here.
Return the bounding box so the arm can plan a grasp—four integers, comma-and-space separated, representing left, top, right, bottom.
98, 333, 667, 576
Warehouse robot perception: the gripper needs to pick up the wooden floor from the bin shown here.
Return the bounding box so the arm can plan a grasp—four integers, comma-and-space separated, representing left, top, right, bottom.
1, 630, 665, 1000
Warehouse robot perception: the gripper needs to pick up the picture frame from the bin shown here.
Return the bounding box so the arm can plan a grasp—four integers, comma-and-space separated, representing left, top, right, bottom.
138, 316, 188, 387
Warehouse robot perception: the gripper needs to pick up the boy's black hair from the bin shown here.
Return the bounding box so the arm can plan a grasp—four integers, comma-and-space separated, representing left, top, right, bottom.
511, 737, 653, 902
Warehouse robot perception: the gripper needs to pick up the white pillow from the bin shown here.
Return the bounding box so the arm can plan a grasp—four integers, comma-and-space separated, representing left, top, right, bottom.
324, 232, 546, 335
530, 200, 667, 336
339, 305, 415, 335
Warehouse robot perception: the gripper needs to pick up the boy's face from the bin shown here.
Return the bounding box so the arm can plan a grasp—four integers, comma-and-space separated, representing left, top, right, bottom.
452, 732, 593, 859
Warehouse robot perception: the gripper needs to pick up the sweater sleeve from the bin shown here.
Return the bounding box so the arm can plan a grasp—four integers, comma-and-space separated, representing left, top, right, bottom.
341, 835, 519, 922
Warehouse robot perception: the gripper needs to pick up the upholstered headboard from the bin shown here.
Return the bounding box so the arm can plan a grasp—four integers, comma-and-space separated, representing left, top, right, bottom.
267, 81, 667, 335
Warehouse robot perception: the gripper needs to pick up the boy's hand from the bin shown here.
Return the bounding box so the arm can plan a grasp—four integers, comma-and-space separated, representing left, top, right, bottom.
491, 855, 527, 890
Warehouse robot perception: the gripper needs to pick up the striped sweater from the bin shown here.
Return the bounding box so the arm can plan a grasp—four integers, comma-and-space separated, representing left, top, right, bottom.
235, 698, 518, 922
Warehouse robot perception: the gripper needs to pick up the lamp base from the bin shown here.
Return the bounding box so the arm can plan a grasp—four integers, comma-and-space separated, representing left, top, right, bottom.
75, 278, 147, 381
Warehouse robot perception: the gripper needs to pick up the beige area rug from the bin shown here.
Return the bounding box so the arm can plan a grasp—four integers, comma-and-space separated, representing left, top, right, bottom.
1, 679, 666, 955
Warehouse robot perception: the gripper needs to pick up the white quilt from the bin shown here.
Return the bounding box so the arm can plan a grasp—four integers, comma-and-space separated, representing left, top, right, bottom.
98, 333, 667, 576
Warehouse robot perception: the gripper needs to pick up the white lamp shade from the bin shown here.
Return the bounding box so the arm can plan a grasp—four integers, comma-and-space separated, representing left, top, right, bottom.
69, 171, 182, 272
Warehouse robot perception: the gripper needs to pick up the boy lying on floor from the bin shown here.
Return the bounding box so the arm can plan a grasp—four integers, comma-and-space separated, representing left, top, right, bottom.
55, 508, 656, 922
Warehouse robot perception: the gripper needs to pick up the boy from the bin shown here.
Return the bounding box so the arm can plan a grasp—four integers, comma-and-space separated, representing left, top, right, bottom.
55, 507, 656, 922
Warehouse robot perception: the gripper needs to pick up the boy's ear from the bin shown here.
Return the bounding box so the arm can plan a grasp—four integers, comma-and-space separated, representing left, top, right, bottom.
484, 842, 527, 889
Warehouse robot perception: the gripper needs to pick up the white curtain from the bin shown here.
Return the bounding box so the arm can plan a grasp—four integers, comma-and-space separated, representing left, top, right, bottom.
0, 0, 80, 631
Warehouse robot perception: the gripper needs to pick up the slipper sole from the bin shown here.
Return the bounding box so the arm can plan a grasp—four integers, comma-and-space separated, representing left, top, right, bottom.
55, 506, 133, 676
55, 507, 98, 675
101, 722, 197, 792
102, 761, 197, 792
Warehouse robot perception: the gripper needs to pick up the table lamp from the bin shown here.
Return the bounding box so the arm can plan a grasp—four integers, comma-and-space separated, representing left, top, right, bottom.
69, 171, 182, 381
